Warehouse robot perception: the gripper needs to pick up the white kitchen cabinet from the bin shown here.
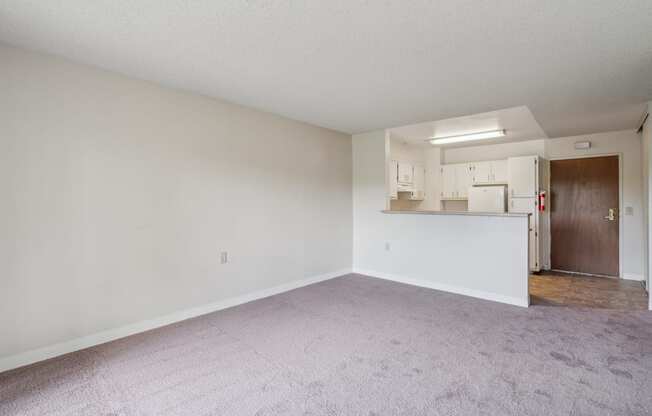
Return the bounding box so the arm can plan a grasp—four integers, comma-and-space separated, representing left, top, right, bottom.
441, 165, 457, 199
397, 162, 413, 184
389, 161, 424, 200
508, 153, 547, 272
508, 156, 538, 197
455, 164, 472, 199
471, 161, 492, 184
470, 160, 508, 185
492, 160, 508, 184
528, 221, 538, 271
441, 163, 472, 199
409, 164, 425, 200
509, 197, 539, 270
509, 196, 537, 213
388, 160, 398, 200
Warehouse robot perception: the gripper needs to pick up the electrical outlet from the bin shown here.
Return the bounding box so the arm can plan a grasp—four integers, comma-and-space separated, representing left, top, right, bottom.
385, 242, 391, 251
220, 251, 228, 264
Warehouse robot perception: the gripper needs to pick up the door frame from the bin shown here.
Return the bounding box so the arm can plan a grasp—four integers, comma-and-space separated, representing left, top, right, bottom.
546, 153, 624, 279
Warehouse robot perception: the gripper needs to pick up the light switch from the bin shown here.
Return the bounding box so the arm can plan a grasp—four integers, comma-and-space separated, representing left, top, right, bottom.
625, 206, 633, 216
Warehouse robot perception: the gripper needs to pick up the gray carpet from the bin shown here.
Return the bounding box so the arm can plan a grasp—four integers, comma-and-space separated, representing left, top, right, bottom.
1, 274, 651, 416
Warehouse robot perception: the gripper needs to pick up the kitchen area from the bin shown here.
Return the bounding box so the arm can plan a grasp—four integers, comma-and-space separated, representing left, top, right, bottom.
385, 108, 551, 273
368, 104, 645, 309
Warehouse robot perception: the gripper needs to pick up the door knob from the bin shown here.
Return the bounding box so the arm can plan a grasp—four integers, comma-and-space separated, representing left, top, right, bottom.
604, 208, 616, 221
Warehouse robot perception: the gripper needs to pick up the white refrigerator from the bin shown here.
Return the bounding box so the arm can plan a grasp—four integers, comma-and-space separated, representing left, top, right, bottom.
468, 185, 507, 213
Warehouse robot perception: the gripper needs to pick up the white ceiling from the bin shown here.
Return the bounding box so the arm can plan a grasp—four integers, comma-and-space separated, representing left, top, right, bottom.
389, 106, 548, 148
0, 1, 650, 136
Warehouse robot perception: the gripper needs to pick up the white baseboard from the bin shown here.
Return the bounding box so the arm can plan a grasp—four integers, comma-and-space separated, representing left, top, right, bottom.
0, 268, 351, 374
622, 273, 644, 281
353, 268, 529, 308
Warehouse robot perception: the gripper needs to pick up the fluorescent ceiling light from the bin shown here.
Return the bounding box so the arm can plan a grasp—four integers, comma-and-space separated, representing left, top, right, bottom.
429, 129, 506, 145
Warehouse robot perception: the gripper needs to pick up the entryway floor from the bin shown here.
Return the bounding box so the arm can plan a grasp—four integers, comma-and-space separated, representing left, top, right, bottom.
530, 271, 648, 310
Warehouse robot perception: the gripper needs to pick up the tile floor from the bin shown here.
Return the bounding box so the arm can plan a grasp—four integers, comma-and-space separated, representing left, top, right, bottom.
530, 272, 648, 310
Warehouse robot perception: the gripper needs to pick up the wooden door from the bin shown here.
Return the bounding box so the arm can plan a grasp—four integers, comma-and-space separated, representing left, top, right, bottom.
550, 156, 619, 276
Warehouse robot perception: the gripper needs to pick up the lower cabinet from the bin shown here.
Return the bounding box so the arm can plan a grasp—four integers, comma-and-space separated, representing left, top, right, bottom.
509, 197, 541, 272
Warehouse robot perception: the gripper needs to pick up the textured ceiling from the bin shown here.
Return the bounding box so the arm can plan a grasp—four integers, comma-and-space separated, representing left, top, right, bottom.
389, 106, 548, 148
0, 1, 651, 136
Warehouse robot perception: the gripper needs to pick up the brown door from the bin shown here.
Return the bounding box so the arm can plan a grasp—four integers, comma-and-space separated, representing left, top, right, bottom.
550, 156, 619, 276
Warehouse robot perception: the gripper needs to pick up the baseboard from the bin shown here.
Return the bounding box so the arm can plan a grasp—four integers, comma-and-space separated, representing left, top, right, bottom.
353, 268, 529, 308
622, 273, 644, 281
0, 268, 351, 374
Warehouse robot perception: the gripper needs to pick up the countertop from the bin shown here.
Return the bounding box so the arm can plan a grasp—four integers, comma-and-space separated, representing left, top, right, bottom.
382, 210, 530, 218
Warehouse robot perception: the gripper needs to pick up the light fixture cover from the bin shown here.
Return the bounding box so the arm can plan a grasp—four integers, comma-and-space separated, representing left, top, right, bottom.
429, 129, 506, 145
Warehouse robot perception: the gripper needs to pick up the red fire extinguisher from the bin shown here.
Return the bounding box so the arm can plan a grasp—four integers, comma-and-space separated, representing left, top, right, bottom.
538, 191, 546, 212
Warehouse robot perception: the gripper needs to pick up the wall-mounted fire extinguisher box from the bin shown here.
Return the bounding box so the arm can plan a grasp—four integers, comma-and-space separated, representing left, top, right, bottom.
539, 191, 546, 212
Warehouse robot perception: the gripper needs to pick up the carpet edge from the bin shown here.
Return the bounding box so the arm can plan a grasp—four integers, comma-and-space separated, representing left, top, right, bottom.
353, 268, 529, 308
0, 268, 352, 373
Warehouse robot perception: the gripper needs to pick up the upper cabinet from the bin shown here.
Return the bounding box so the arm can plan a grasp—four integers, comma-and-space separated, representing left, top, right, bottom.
471, 161, 492, 184
441, 164, 457, 200
388, 160, 424, 201
441, 163, 472, 200
442, 160, 509, 199
470, 160, 508, 185
492, 160, 508, 184
411, 165, 425, 200
389, 160, 398, 200
508, 156, 538, 197
397, 162, 413, 184
455, 164, 473, 199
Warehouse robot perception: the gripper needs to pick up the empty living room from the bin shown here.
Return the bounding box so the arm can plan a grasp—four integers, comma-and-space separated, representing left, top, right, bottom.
1, 2, 652, 415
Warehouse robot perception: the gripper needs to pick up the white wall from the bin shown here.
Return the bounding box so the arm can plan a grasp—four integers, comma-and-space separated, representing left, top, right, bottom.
0, 44, 352, 365
354, 131, 530, 307
389, 137, 425, 164
545, 130, 644, 280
